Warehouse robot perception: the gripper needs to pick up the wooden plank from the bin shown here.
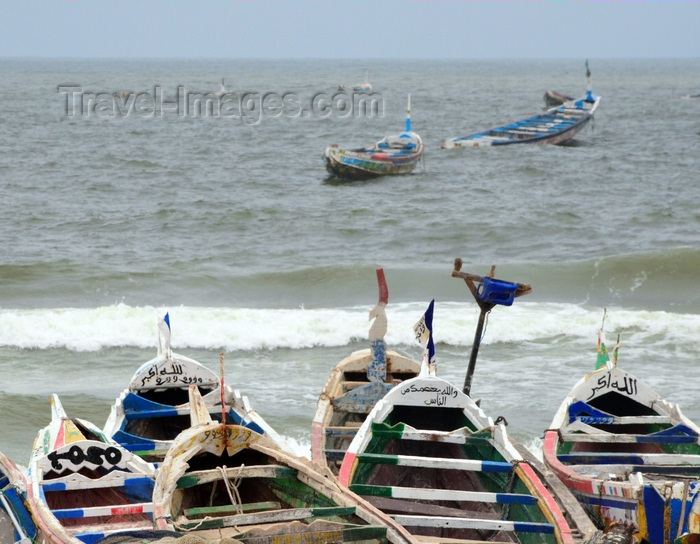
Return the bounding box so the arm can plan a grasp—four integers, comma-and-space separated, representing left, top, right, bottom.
557, 452, 700, 466
560, 432, 698, 444
184, 501, 281, 517
356, 453, 512, 472
324, 449, 347, 461
41, 475, 153, 492
370, 427, 491, 445
572, 415, 673, 425
177, 506, 357, 530
52, 502, 153, 519
392, 514, 555, 534
232, 524, 388, 544
363, 496, 500, 519
325, 427, 359, 438
350, 484, 537, 505
176, 464, 297, 489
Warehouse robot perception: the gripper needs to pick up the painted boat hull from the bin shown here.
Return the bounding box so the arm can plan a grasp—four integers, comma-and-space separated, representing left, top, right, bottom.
311, 348, 421, 475
443, 95, 601, 148
104, 349, 288, 461
1, 452, 37, 544
323, 138, 423, 180
26, 396, 157, 544
152, 418, 417, 544
543, 365, 700, 544
339, 374, 575, 544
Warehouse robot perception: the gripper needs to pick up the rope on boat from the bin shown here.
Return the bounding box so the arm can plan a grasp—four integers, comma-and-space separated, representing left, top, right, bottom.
218, 464, 245, 515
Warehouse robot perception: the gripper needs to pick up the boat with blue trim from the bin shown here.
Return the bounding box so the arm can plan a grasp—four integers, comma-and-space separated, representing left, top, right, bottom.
543, 313, 700, 544
25, 395, 158, 544
103, 313, 288, 462
1, 451, 36, 544
443, 62, 600, 148
337, 263, 585, 544
323, 95, 423, 180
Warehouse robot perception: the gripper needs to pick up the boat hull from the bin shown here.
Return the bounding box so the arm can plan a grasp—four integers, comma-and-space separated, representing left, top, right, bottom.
311, 348, 421, 475
1, 452, 37, 544
443, 95, 601, 148
152, 420, 416, 544
543, 365, 700, 544
339, 374, 575, 544
323, 144, 423, 180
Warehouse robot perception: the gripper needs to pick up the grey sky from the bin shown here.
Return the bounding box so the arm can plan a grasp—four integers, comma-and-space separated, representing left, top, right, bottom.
1, 1, 698, 59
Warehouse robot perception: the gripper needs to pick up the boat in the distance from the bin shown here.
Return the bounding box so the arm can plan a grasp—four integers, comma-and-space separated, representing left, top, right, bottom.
337, 71, 372, 94
1, 451, 36, 544
338, 264, 587, 544
151, 385, 417, 544
544, 90, 575, 108
311, 268, 421, 475
323, 95, 423, 180
443, 62, 600, 148
104, 313, 288, 462
25, 395, 157, 544
543, 312, 700, 544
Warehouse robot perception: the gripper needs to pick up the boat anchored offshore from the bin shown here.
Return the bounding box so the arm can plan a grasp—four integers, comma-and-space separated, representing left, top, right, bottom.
443, 61, 600, 148
323, 95, 423, 180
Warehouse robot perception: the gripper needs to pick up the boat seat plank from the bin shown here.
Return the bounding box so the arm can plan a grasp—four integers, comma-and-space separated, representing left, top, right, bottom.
325, 427, 359, 438
176, 465, 297, 489
356, 453, 512, 472
564, 464, 700, 476
52, 502, 153, 519
177, 506, 357, 530
350, 484, 537, 505
557, 452, 700, 466
370, 426, 492, 445
560, 432, 699, 444
392, 514, 555, 534
41, 475, 153, 492
184, 501, 281, 517
231, 524, 388, 544
324, 449, 348, 461
571, 415, 673, 425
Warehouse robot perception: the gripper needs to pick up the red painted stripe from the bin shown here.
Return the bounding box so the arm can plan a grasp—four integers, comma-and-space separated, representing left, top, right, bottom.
338, 452, 355, 486
543, 431, 596, 495
111, 505, 144, 515
519, 462, 574, 544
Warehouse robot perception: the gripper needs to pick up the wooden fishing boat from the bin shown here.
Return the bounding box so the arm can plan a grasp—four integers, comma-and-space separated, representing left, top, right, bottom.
152, 385, 417, 544
323, 95, 423, 180
544, 91, 575, 108
1, 451, 36, 544
104, 313, 288, 462
542, 315, 700, 544
338, 264, 582, 544
442, 94, 600, 148
443, 62, 600, 148
25, 395, 157, 544
311, 268, 421, 475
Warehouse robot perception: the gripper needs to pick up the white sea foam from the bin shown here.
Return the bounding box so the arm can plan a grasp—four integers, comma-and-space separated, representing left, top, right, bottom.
0, 302, 698, 352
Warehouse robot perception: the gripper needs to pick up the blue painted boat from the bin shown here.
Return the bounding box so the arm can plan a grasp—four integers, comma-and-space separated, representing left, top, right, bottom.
26, 395, 157, 544
103, 313, 288, 461
443, 62, 600, 148
323, 95, 423, 180
0, 451, 36, 544
442, 94, 600, 149
543, 314, 700, 544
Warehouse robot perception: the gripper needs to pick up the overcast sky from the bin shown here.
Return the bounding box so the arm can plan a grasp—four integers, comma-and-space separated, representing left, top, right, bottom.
1, 1, 698, 60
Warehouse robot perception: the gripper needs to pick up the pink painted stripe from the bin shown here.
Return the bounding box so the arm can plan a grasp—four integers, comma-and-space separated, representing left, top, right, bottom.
543, 431, 596, 495
519, 462, 574, 544
338, 452, 356, 486
310, 421, 324, 464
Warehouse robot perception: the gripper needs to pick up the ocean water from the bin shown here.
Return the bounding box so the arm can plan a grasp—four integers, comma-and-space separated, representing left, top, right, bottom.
1, 58, 698, 465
